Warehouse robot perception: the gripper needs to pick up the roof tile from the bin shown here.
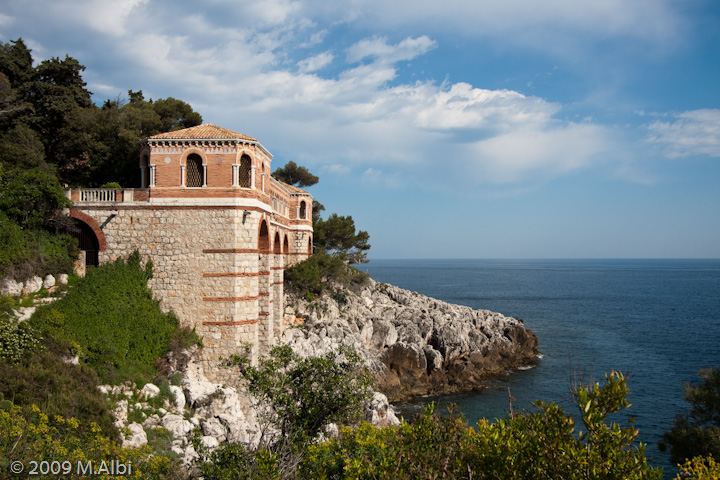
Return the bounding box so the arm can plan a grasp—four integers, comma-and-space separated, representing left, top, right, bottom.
148, 124, 256, 141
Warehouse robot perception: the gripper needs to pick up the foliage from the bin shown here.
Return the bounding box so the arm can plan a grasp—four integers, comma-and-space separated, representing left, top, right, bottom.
194, 442, 280, 480
660, 367, 720, 464
29, 252, 179, 383
284, 251, 370, 296
0, 167, 71, 230
0, 347, 117, 439
0, 404, 182, 479
300, 371, 663, 480
0, 211, 77, 280
676, 455, 720, 479
313, 213, 370, 264
272, 161, 319, 188
0, 316, 42, 363
211, 345, 373, 479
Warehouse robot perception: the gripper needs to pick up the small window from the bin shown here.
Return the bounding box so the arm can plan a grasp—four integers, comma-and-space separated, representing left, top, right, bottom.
239, 155, 251, 188
186, 154, 203, 187
299, 201, 307, 220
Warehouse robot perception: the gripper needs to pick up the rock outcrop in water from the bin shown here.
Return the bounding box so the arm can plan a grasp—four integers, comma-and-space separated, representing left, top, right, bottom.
282, 279, 540, 403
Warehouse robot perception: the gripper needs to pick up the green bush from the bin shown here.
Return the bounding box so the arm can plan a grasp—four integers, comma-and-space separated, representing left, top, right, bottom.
300, 371, 663, 480
29, 251, 179, 383
0, 404, 182, 479
285, 251, 370, 296
0, 211, 77, 280
0, 347, 117, 438
661, 367, 720, 464
0, 316, 42, 363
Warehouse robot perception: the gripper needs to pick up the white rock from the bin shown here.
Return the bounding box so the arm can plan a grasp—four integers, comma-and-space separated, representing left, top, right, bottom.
182, 444, 199, 465
43, 275, 56, 289
161, 413, 194, 438
143, 414, 161, 429
158, 407, 168, 416
122, 422, 148, 449
22, 276, 43, 296
140, 383, 161, 398
0, 278, 23, 297
97, 385, 111, 395
171, 445, 184, 456
16, 307, 36, 322
182, 380, 221, 408
58, 274, 69, 285
200, 436, 219, 450
201, 417, 227, 441
113, 399, 128, 429
169, 385, 185, 410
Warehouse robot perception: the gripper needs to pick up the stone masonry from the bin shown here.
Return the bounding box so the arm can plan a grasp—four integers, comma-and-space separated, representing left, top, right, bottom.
66, 124, 313, 380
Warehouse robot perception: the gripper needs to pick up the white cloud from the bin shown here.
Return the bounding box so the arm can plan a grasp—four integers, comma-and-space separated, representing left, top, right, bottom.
647, 109, 720, 158
297, 51, 334, 72
346, 35, 436, 64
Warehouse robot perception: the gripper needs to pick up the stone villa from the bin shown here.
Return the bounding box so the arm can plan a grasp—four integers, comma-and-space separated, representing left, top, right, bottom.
66, 124, 313, 376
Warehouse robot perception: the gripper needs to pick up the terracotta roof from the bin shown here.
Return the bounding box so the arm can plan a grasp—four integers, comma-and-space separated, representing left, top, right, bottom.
147, 124, 256, 141
271, 177, 310, 195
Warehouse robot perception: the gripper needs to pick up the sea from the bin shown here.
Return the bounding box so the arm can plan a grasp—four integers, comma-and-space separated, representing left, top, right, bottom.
361, 259, 720, 476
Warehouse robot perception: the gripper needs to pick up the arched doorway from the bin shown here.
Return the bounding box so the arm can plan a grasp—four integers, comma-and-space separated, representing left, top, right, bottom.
258, 220, 270, 253
70, 219, 100, 266
274, 232, 282, 254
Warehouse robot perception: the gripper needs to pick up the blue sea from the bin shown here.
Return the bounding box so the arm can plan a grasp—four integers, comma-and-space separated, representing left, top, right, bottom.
361, 259, 720, 476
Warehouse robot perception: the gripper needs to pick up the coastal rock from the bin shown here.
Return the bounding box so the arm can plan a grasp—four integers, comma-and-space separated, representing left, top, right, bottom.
43, 275, 56, 290
161, 413, 194, 438
285, 279, 539, 402
121, 422, 147, 449
169, 385, 186, 410
22, 276, 43, 296
140, 383, 160, 399
0, 278, 23, 297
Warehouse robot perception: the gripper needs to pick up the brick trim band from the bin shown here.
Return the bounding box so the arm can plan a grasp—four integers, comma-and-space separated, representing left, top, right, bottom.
202, 296, 259, 302
259, 312, 271, 316
202, 272, 261, 277
203, 319, 258, 326
203, 248, 259, 254
258, 292, 270, 297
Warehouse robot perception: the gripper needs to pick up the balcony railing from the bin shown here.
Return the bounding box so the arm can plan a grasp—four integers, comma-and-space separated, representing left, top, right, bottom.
66, 188, 149, 204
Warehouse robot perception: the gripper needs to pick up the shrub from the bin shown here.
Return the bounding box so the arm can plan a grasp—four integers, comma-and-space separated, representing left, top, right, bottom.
300, 371, 663, 480
661, 367, 720, 464
29, 251, 179, 383
0, 348, 117, 439
0, 316, 42, 363
285, 251, 370, 297
0, 404, 182, 479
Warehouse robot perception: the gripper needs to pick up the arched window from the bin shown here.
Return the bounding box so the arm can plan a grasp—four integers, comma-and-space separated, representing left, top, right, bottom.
308, 236, 312, 255
283, 235, 289, 255
258, 220, 270, 253
299, 201, 307, 219
186, 154, 203, 187
274, 232, 282, 254
239, 154, 251, 188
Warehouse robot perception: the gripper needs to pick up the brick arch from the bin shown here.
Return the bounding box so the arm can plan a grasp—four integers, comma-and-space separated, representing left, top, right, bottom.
69, 210, 107, 251
273, 231, 281, 254
180, 147, 208, 165
258, 219, 270, 253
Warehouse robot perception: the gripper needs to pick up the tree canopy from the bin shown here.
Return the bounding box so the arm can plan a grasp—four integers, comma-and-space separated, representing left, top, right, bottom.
271, 160, 319, 188
660, 367, 720, 464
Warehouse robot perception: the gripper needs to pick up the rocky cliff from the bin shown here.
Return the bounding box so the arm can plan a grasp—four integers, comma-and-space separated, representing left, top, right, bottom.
281, 279, 540, 403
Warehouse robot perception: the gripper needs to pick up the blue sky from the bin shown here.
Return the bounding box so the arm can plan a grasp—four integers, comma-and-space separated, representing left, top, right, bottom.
2, 0, 719, 258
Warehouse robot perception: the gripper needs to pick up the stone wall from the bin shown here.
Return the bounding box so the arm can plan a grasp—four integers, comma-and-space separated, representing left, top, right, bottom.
72, 205, 296, 380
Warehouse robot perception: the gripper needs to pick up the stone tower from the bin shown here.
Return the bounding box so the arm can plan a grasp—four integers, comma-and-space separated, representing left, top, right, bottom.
66, 124, 313, 377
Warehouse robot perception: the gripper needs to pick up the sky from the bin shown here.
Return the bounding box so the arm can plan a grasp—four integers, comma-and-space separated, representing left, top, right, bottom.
2, 0, 719, 259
